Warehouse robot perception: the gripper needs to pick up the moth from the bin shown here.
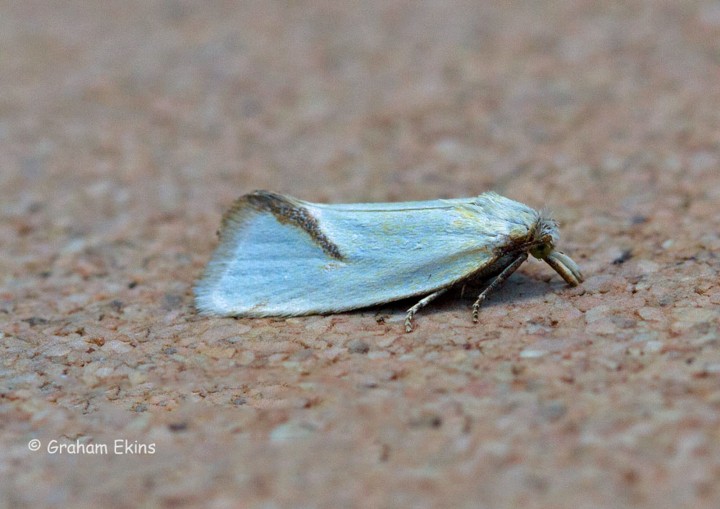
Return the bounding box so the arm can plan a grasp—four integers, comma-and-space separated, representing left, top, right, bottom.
195, 191, 584, 332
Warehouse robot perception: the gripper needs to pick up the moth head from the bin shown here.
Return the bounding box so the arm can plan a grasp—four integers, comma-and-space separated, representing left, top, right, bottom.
529, 217, 559, 260
530, 216, 584, 287
530, 241, 553, 260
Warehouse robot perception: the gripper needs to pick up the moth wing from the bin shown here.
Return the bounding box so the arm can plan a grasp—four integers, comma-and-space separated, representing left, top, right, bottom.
195, 192, 535, 316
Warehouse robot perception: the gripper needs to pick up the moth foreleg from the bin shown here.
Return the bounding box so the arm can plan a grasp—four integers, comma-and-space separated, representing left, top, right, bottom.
404, 288, 449, 333
472, 253, 529, 322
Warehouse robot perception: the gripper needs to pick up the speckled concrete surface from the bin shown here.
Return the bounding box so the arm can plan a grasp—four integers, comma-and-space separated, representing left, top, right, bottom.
2, 1, 720, 508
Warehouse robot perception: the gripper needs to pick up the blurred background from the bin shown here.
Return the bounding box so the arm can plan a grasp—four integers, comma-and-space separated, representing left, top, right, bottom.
4, 1, 719, 209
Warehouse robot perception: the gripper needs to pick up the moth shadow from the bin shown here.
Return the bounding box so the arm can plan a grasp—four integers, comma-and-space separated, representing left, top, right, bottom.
375, 273, 556, 319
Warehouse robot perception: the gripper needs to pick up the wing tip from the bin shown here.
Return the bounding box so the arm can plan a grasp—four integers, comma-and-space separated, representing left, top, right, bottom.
218, 190, 276, 239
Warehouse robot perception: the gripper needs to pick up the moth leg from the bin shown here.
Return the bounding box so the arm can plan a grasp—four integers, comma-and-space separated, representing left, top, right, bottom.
404, 288, 449, 333
472, 253, 529, 323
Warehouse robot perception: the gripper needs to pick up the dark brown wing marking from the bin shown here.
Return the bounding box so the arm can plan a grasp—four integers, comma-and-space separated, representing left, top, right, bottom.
220, 190, 344, 260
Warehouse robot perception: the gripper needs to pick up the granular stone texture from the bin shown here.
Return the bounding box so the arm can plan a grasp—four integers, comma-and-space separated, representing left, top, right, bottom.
2, 1, 720, 508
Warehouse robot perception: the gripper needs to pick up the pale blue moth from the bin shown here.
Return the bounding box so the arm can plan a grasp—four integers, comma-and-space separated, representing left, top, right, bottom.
195, 191, 584, 332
